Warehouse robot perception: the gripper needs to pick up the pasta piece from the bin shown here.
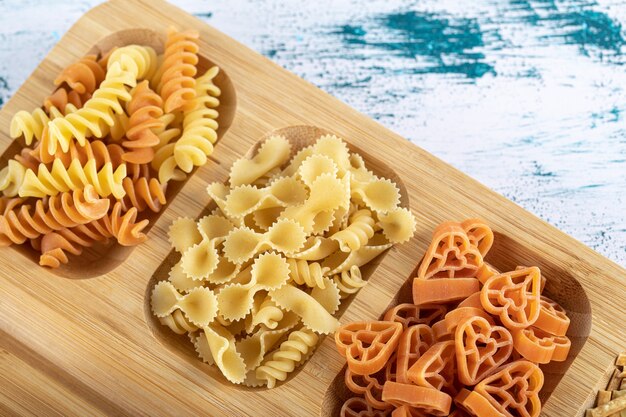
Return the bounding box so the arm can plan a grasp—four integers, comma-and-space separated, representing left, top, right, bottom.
47, 46, 156, 154
377, 208, 416, 244
180, 238, 219, 280
19, 158, 126, 199
14, 147, 42, 172
160, 309, 198, 335
290, 236, 339, 261
310, 276, 341, 315
153, 68, 220, 182
197, 213, 235, 242
286, 258, 329, 289
199, 322, 247, 384
333, 265, 367, 299
255, 327, 319, 388
168, 217, 202, 253
269, 284, 339, 334
38, 202, 148, 268
9, 108, 52, 145
222, 219, 306, 264
37, 138, 124, 167
279, 173, 348, 233
153, 112, 182, 149
229, 135, 291, 187
44, 89, 87, 114
53, 54, 106, 95
248, 294, 284, 330
224, 176, 308, 219
191, 330, 214, 364
236, 317, 297, 371
0, 185, 109, 246
172, 67, 220, 172
311, 135, 352, 175
168, 261, 204, 293
297, 154, 338, 187
0, 160, 27, 197
154, 27, 199, 113
417, 222, 483, 280
217, 252, 290, 321
120, 176, 166, 213
251, 207, 284, 231
122, 80, 164, 164
322, 233, 393, 275
351, 176, 400, 214
331, 209, 376, 252
151, 280, 218, 328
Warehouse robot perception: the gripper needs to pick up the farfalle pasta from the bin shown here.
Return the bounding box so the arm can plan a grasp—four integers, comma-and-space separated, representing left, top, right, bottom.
334, 220, 572, 417
150, 133, 417, 387
0, 27, 224, 268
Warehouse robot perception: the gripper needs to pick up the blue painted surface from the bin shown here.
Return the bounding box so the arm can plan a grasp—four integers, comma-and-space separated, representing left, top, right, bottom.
0, 0, 624, 266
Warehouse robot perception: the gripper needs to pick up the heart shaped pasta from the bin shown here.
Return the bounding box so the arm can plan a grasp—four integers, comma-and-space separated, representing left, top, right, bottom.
455, 316, 513, 386
394, 324, 435, 383
480, 267, 542, 329
512, 326, 571, 364
417, 222, 483, 280
406, 340, 457, 395
344, 369, 391, 410
460, 218, 494, 257
382, 381, 452, 416
533, 295, 570, 337
335, 321, 403, 375
340, 397, 392, 417
433, 307, 494, 341
472, 360, 544, 417
383, 303, 448, 328
412, 278, 479, 305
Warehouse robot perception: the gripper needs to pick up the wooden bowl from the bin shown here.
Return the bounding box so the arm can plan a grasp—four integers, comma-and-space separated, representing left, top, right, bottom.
0, 1, 623, 416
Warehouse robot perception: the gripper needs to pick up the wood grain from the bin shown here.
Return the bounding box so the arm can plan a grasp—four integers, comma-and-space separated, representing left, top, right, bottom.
0, 0, 624, 416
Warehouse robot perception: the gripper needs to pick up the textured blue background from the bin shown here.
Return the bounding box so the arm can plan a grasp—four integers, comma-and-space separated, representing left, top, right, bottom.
0, 0, 624, 266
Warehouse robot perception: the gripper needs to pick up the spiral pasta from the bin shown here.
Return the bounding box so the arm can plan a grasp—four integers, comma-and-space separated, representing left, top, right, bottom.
44, 88, 87, 114
255, 328, 319, 388
155, 27, 199, 113
286, 258, 328, 289
332, 265, 367, 298
38, 202, 148, 267
250, 295, 284, 330
37, 138, 124, 167
19, 158, 126, 199
153, 67, 220, 183
122, 80, 164, 164
120, 176, 166, 213
0, 28, 225, 269
9, 106, 65, 146
0, 160, 27, 197
330, 209, 376, 252
46, 45, 157, 155
0, 185, 109, 246
53, 54, 106, 96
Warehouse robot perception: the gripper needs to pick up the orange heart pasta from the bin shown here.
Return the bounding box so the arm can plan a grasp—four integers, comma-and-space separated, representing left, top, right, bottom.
0, 27, 222, 268
334, 219, 572, 416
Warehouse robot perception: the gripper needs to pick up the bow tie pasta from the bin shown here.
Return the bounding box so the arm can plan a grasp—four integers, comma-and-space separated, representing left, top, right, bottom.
150, 133, 418, 387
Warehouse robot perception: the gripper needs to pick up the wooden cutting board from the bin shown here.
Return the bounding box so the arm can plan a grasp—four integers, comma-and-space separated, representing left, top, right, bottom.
0, 0, 624, 416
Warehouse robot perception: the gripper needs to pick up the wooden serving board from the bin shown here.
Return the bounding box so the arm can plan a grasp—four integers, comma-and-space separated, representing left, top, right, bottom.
0, 1, 624, 416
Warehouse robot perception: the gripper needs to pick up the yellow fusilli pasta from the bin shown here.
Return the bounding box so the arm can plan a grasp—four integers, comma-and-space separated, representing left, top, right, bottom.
19, 159, 126, 199
254, 328, 319, 388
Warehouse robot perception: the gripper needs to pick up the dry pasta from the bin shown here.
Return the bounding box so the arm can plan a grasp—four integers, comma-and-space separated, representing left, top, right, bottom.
0, 27, 224, 268
150, 133, 417, 387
